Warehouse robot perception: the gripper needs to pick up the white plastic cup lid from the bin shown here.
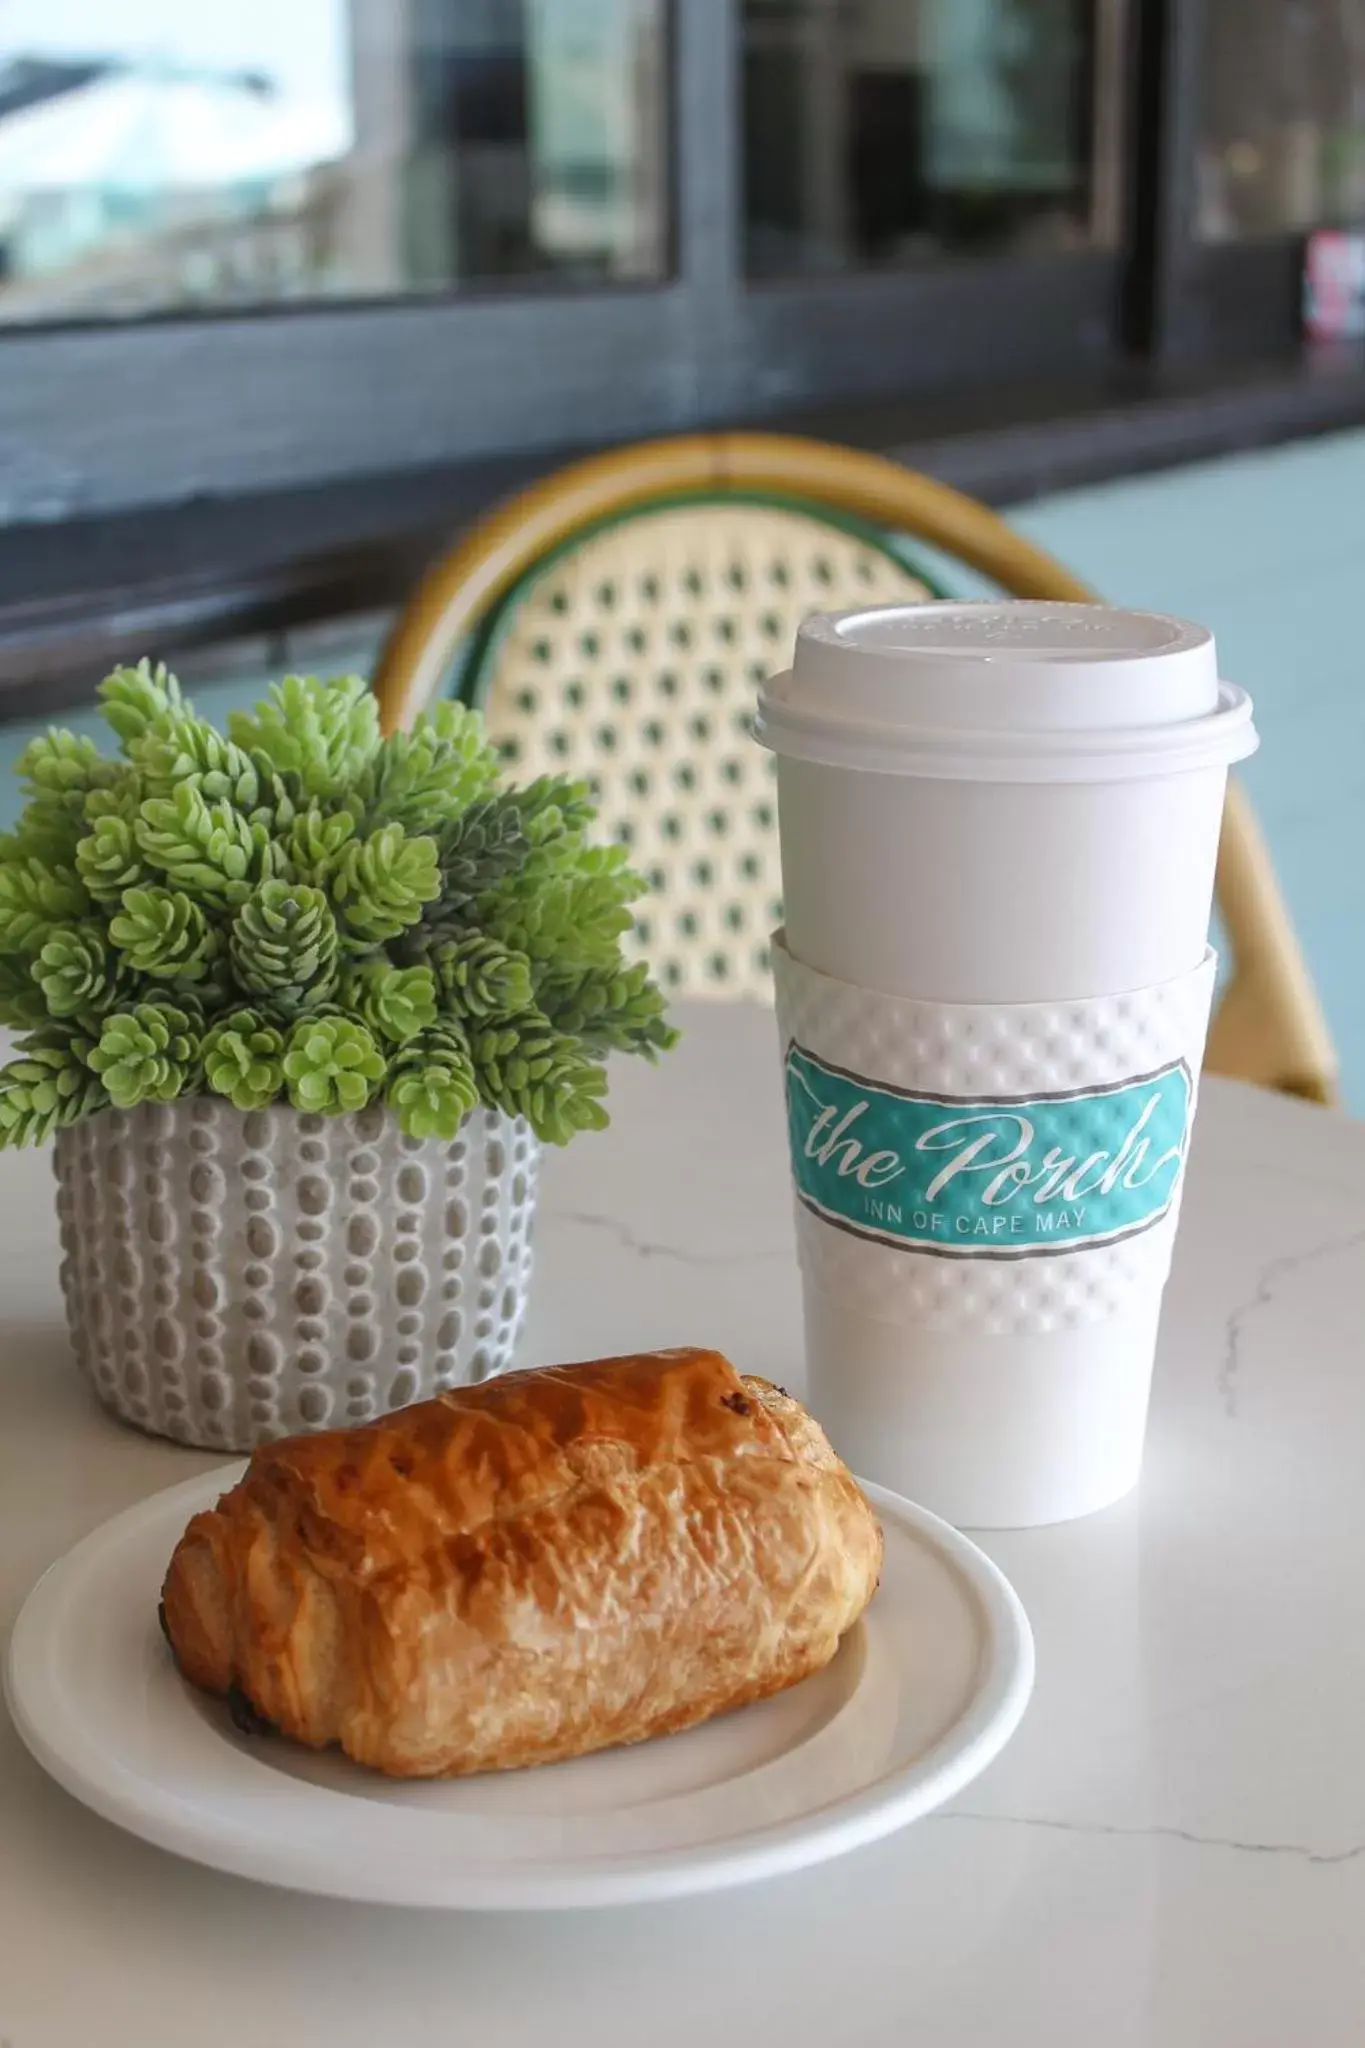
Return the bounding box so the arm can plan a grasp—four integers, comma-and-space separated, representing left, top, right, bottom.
754, 601, 1258, 783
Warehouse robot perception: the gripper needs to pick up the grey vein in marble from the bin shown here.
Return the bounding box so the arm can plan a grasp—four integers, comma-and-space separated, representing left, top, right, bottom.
942, 1809, 1365, 1866
1218, 1222, 1365, 1418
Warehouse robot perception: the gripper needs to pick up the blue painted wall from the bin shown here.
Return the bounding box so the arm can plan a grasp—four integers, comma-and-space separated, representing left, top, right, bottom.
1013, 430, 1365, 1110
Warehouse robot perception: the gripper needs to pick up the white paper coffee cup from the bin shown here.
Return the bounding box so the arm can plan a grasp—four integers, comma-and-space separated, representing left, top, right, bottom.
756, 601, 1258, 1528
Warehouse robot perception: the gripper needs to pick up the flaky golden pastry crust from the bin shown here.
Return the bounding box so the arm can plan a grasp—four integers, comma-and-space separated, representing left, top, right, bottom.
161, 1348, 882, 1777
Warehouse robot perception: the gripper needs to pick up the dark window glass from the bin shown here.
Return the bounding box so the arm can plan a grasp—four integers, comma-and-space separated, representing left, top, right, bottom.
1197, 1, 1365, 242
0, 0, 669, 325
742, 0, 1113, 279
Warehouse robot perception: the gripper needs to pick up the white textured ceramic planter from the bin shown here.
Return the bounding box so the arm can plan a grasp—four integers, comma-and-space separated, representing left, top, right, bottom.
52, 1097, 540, 1451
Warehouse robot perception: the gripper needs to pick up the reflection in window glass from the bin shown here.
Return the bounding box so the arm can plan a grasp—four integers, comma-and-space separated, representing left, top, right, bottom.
0, 0, 668, 324
743, 0, 1107, 279
1197, 1, 1365, 242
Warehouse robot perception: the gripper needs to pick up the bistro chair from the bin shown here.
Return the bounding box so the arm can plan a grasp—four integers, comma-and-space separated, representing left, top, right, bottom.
373, 432, 1336, 1105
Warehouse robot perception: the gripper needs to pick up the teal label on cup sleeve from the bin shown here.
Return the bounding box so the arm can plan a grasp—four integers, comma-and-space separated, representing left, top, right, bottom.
784, 1044, 1194, 1259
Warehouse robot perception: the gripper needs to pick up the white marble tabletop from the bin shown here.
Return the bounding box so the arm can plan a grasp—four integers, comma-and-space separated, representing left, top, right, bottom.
2, 1001, 1364, 2046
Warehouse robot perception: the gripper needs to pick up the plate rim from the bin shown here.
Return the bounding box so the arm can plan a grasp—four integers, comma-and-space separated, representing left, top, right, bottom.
4, 1463, 1034, 1911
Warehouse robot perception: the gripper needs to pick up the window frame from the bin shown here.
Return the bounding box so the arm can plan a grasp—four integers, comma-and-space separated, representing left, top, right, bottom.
0, 0, 1145, 527
1134, 0, 1343, 366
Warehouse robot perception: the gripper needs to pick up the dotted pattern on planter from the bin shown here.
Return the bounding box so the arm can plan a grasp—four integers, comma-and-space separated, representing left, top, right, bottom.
52, 1099, 541, 1452
773, 938, 1218, 1333
475, 502, 928, 1001
500, 1119, 540, 1366
140, 1101, 187, 1441
433, 1130, 468, 1392
389, 1127, 428, 1412
187, 1097, 233, 1446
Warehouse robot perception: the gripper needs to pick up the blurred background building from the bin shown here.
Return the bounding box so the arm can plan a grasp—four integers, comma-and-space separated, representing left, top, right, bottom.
0, 1, 1362, 1088
0, 0, 665, 317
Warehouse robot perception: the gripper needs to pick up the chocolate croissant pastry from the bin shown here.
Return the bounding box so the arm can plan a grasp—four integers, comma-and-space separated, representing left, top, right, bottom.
161, 1347, 882, 1778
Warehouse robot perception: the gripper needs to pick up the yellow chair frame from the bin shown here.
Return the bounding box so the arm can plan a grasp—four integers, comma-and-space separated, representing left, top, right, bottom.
375, 431, 1337, 1105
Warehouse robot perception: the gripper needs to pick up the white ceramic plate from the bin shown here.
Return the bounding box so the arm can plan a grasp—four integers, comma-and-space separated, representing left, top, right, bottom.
5, 1465, 1032, 1910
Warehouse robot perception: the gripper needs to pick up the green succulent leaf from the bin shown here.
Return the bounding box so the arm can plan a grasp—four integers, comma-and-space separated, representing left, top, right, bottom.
32, 922, 125, 1019
0, 857, 89, 954
229, 879, 339, 1011
86, 999, 201, 1109
75, 812, 149, 904
423, 793, 529, 937
285, 803, 357, 882
18, 729, 118, 803
509, 773, 596, 849
201, 1008, 287, 1111
358, 702, 500, 834
281, 1013, 386, 1114
8, 734, 118, 870
243, 760, 306, 836
83, 781, 139, 827
98, 660, 185, 750
0, 792, 87, 867
228, 674, 380, 799
328, 823, 440, 945
481, 843, 642, 972
136, 783, 284, 910
109, 886, 216, 981
468, 1008, 609, 1146
428, 931, 534, 1022
0, 1028, 107, 1148
0, 954, 53, 1030
83, 765, 144, 827
340, 959, 437, 1045
385, 1023, 479, 1141
200, 952, 243, 1016
131, 712, 260, 808
537, 957, 679, 1060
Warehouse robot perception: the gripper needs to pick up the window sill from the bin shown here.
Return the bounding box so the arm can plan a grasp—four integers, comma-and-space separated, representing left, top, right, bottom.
1, 348, 1363, 712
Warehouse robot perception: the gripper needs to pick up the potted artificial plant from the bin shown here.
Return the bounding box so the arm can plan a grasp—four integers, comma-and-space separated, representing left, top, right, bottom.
0, 663, 675, 1449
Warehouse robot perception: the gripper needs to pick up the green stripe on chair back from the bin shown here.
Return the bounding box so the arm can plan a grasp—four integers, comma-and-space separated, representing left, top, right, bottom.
451, 493, 941, 1000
